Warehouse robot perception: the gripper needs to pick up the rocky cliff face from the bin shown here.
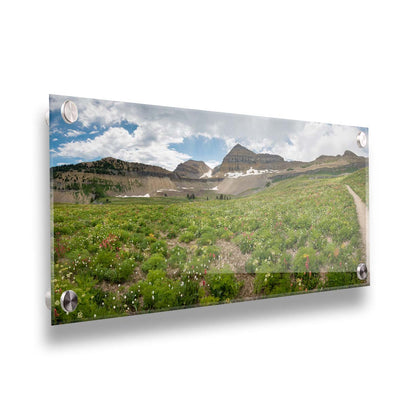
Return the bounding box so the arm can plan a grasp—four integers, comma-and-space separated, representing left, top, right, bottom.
51, 146, 368, 203
214, 144, 285, 176
174, 160, 211, 179
51, 157, 177, 203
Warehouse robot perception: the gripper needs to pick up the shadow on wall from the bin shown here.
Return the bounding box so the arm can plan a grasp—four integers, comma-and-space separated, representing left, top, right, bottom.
43, 286, 367, 346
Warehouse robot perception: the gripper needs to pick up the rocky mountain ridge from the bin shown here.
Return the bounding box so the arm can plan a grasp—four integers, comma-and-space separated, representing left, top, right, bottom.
213, 144, 285, 176
51, 145, 367, 203
52, 157, 174, 178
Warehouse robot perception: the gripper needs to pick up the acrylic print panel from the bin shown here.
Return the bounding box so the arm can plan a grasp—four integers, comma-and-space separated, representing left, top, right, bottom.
49, 95, 369, 325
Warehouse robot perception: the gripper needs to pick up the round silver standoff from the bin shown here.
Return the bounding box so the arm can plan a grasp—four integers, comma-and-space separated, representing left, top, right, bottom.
61, 100, 78, 124
45, 110, 49, 126
45, 291, 51, 310
60, 290, 78, 313
356, 263, 368, 280
357, 131, 367, 148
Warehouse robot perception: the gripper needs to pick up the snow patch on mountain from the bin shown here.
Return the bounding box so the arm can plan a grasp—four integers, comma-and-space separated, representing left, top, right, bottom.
200, 169, 213, 178
224, 167, 279, 178
157, 189, 179, 192
116, 194, 150, 198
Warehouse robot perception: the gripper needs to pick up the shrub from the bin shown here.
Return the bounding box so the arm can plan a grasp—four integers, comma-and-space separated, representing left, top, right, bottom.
252, 247, 273, 262
140, 271, 181, 310
118, 230, 131, 243
94, 250, 116, 268
131, 233, 148, 250
219, 229, 233, 241
95, 268, 118, 283
285, 231, 297, 249
207, 268, 241, 300
141, 253, 167, 273
167, 230, 177, 239
325, 271, 360, 288
187, 225, 200, 236
168, 246, 187, 269
293, 247, 320, 273
195, 245, 220, 258
293, 272, 320, 291
254, 270, 292, 295
117, 258, 136, 282
182, 256, 209, 278
145, 235, 157, 245
234, 234, 255, 254
178, 275, 200, 306
150, 240, 168, 257
179, 231, 194, 243
93, 257, 135, 283
147, 269, 167, 281
197, 231, 217, 246
124, 283, 141, 312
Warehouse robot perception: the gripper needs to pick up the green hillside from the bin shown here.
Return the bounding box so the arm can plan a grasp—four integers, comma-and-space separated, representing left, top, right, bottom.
51, 174, 368, 324
341, 167, 369, 205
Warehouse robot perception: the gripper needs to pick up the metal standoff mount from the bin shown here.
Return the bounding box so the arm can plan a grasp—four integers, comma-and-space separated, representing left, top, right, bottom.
61, 100, 78, 124
357, 131, 367, 148
60, 290, 78, 313
357, 263, 368, 280
45, 291, 51, 310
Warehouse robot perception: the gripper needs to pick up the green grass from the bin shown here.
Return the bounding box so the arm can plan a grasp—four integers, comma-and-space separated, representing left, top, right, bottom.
341, 167, 369, 205
51, 174, 368, 324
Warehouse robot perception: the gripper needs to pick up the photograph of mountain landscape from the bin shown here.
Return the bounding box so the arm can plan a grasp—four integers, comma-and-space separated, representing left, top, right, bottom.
49, 95, 369, 324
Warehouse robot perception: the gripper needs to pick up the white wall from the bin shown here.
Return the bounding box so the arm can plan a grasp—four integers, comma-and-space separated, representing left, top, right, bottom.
1, 1, 415, 415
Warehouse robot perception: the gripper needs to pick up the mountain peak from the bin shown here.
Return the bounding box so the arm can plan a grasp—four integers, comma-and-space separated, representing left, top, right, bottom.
101, 157, 119, 162
231, 143, 246, 150
228, 143, 254, 154
214, 143, 284, 175
343, 150, 358, 158
174, 160, 210, 179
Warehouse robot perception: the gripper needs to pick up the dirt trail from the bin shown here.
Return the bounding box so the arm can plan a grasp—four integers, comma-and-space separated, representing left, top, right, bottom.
345, 185, 368, 251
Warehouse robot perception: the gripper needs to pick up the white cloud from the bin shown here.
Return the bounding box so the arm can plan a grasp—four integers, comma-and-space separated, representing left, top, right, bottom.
54, 126, 191, 171
50, 96, 152, 128
205, 160, 221, 169
50, 127, 85, 138
65, 129, 85, 137
211, 122, 367, 161
50, 95, 368, 165
268, 123, 366, 162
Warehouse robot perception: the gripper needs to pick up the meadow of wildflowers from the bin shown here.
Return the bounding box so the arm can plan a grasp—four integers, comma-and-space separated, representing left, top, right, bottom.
51, 169, 368, 324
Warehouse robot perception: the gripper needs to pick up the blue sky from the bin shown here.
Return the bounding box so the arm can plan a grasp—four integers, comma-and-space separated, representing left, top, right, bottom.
49, 95, 369, 170
170, 137, 229, 168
